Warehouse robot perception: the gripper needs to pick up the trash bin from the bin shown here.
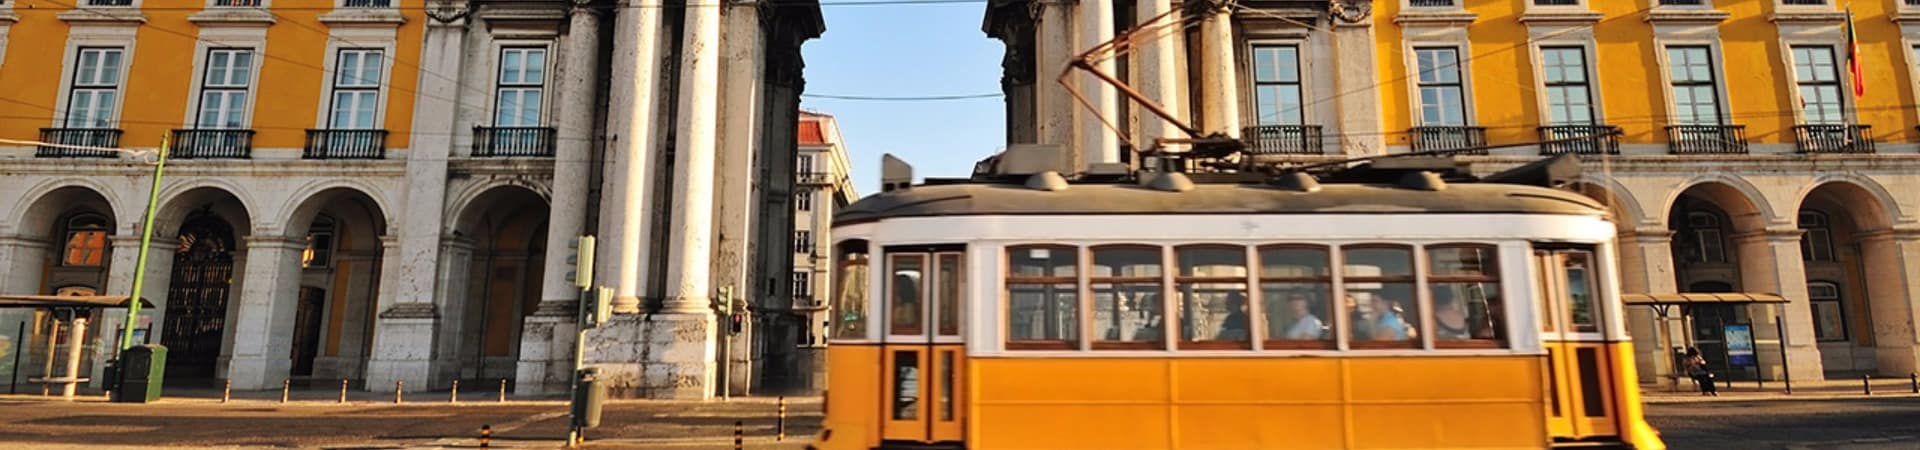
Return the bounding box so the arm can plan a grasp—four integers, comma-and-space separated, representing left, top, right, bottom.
571, 367, 605, 428
115, 344, 166, 403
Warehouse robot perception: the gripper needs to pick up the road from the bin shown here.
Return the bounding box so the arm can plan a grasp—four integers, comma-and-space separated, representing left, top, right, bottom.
1648, 398, 1920, 449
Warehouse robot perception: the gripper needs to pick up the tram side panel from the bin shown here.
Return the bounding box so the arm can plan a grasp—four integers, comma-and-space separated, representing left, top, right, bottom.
820, 345, 881, 450
970, 356, 1548, 449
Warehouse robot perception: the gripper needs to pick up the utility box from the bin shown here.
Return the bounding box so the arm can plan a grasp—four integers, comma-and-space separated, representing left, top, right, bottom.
114, 344, 166, 403
572, 367, 605, 428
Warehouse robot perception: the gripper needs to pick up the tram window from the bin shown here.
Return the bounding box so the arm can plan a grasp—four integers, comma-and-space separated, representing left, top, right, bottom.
890, 254, 927, 336
1006, 245, 1079, 349
1091, 245, 1166, 349
831, 246, 870, 340
1344, 246, 1420, 348
1259, 246, 1334, 348
936, 254, 964, 337
1562, 252, 1600, 333
1176, 246, 1251, 348
1428, 245, 1505, 348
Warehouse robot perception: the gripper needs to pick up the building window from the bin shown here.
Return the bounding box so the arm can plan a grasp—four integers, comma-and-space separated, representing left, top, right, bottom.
1427, 245, 1505, 347
1799, 210, 1835, 262
1005, 245, 1079, 348
797, 154, 815, 174
197, 48, 254, 129
1345, 245, 1420, 348
795, 190, 813, 212
1413, 47, 1467, 126
1259, 246, 1333, 348
1665, 46, 1723, 125
792, 271, 811, 299
1539, 47, 1595, 125
66, 47, 126, 128
1249, 44, 1304, 126
62, 213, 110, 267
1807, 281, 1847, 341
328, 49, 384, 129
1090, 245, 1164, 349
794, 230, 813, 254
302, 215, 335, 269
1683, 211, 1727, 263
1790, 46, 1845, 125
494, 47, 546, 127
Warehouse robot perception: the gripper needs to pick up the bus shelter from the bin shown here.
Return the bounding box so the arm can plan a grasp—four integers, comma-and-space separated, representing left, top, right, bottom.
0, 295, 151, 399
1623, 292, 1789, 390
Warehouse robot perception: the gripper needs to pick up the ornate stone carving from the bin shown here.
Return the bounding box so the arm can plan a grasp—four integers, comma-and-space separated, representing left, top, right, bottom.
1330, 0, 1371, 24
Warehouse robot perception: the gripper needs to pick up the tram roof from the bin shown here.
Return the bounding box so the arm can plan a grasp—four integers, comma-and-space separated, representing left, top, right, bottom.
836, 180, 1607, 225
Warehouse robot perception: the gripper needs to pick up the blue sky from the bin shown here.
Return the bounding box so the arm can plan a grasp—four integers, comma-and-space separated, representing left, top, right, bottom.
799, 3, 1007, 195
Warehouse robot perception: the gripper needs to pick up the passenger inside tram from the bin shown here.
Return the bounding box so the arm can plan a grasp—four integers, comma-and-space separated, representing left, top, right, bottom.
1279, 294, 1326, 340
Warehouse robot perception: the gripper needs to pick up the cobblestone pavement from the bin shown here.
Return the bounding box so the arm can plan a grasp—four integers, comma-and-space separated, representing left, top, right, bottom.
0, 393, 821, 449
1647, 398, 1920, 449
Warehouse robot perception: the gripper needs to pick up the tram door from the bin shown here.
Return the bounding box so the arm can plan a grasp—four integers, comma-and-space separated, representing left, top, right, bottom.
880, 249, 966, 445
1535, 247, 1622, 441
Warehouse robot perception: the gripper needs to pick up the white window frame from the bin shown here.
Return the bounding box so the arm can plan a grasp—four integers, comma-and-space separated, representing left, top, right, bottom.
795, 189, 815, 212
491, 44, 551, 127
1532, 44, 1602, 125
61, 46, 127, 129
1245, 40, 1309, 126
1656, 42, 1731, 126
321, 47, 387, 130
1408, 45, 1472, 127
192, 47, 257, 129
1806, 280, 1847, 342
1783, 42, 1852, 125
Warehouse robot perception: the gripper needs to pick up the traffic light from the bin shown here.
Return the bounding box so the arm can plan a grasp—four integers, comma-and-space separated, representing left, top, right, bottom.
567, 236, 595, 289
592, 287, 612, 328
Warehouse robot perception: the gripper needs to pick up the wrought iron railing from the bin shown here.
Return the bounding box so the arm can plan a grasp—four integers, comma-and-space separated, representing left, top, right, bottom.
1241, 125, 1324, 155
1410, 126, 1488, 154
171, 129, 255, 159
214, 0, 261, 6
1533, 0, 1579, 5
303, 129, 388, 159
1664, 125, 1747, 154
1410, 0, 1455, 6
37, 128, 122, 158
1537, 124, 1620, 155
341, 0, 390, 7
471, 126, 556, 157
1793, 124, 1873, 154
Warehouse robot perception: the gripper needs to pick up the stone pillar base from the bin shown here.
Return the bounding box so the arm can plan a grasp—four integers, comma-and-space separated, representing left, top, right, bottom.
583, 312, 716, 399
366, 313, 437, 392
227, 355, 289, 390
514, 312, 578, 396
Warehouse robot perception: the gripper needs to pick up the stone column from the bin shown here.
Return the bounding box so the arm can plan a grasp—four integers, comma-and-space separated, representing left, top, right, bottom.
604, 0, 667, 313
1133, 0, 1183, 153
1034, 1, 1077, 167
1860, 229, 1920, 375
0, 234, 48, 295
1734, 228, 1824, 381
366, 235, 437, 391
537, 3, 602, 318
651, 0, 726, 399
715, 1, 765, 397
226, 235, 304, 390
1076, 0, 1120, 166
1616, 228, 1679, 384
393, 11, 468, 311
90, 236, 175, 387
1197, 0, 1239, 137
1330, 18, 1382, 155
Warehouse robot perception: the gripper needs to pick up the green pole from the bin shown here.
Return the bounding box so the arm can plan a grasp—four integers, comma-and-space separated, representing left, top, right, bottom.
119, 136, 169, 352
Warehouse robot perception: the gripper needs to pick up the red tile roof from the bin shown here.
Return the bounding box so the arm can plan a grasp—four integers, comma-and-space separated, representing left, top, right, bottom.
798, 119, 826, 145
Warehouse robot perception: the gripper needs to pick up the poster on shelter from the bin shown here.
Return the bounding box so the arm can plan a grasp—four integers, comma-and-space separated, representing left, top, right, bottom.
1725, 324, 1756, 367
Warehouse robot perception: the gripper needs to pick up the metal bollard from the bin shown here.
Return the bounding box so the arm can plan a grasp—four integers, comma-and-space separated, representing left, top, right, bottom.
1911, 373, 1918, 394
395, 380, 404, 404
340, 379, 349, 404
734, 421, 743, 450
778, 396, 787, 441
480, 424, 492, 448
222, 379, 231, 403
451, 379, 460, 403
281, 379, 290, 403
1864, 374, 1873, 395
499, 378, 507, 403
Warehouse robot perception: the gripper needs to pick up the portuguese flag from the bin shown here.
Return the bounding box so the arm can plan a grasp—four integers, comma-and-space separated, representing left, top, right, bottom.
1847, 9, 1864, 97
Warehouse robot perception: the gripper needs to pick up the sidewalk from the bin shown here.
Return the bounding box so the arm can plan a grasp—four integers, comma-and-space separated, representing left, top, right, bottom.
1642, 375, 1920, 403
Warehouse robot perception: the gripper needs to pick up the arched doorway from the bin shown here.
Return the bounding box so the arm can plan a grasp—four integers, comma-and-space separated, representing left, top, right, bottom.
1667, 183, 1771, 381
446, 186, 549, 384
4, 186, 117, 393
163, 212, 237, 379
1798, 182, 1904, 376
284, 188, 389, 383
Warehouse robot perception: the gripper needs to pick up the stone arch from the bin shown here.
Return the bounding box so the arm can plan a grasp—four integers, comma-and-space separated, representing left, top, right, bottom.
1665, 177, 1772, 233
1797, 179, 1915, 376
278, 185, 392, 381
1795, 176, 1901, 231
278, 179, 397, 239
1569, 177, 1645, 228
444, 178, 553, 235
155, 182, 258, 239
4, 185, 119, 297
10, 178, 125, 236
441, 184, 551, 383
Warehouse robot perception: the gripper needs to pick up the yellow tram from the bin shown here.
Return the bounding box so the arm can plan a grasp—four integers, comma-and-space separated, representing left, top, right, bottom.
812, 155, 1663, 449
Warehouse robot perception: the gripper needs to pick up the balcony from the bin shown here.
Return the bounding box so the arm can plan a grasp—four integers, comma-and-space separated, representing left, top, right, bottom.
214, 0, 262, 5
471, 126, 556, 157
1537, 125, 1620, 155
1665, 125, 1747, 154
303, 129, 388, 159
1409, 126, 1487, 154
1241, 125, 1324, 155
170, 129, 255, 159
797, 172, 838, 186
1794, 124, 1873, 154
341, 0, 391, 7
37, 128, 122, 158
